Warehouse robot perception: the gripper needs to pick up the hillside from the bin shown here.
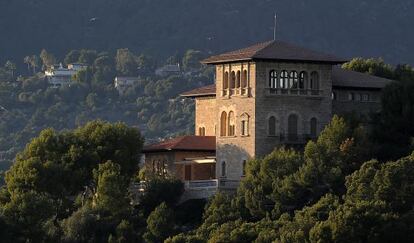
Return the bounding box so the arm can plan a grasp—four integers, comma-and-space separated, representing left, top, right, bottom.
0, 0, 413, 65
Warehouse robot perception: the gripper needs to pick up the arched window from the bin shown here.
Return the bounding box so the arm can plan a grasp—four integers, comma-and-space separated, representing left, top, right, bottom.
242, 160, 247, 176
310, 71, 319, 90
310, 118, 317, 138
242, 70, 248, 88
280, 70, 289, 89
268, 116, 276, 136
228, 111, 235, 136
299, 71, 308, 90
348, 92, 354, 101
240, 113, 249, 136
269, 70, 277, 89
332, 92, 337, 100
289, 71, 298, 89
221, 161, 226, 177
220, 111, 227, 136
288, 114, 298, 141
223, 71, 229, 90
230, 71, 236, 89
236, 71, 241, 88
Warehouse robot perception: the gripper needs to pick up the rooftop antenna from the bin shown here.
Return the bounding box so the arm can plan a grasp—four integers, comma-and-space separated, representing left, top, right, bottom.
273, 13, 277, 41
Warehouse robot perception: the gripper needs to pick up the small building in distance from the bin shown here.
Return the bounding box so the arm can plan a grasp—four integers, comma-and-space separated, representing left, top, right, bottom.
155, 64, 181, 77
45, 63, 87, 88
114, 76, 140, 95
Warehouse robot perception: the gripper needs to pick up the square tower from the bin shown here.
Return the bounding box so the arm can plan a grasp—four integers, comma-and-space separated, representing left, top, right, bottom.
201, 40, 347, 187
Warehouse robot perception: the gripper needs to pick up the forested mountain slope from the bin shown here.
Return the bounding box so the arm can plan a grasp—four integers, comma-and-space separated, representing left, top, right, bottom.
0, 0, 413, 65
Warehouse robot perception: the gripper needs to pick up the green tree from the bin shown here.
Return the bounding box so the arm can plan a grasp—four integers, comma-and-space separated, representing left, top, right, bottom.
64, 50, 81, 65
139, 178, 183, 215
115, 48, 137, 76
30, 55, 40, 74
5, 121, 143, 204
144, 202, 176, 243
1, 190, 55, 241
237, 148, 303, 219
40, 49, 56, 70
182, 50, 203, 70
93, 161, 130, 216
342, 57, 394, 79
61, 205, 111, 243
24, 56, 31, 72
108, 220, 137, 243
136, 54, 156, 76
78, 49, 98, 65
4, 61, 16, 79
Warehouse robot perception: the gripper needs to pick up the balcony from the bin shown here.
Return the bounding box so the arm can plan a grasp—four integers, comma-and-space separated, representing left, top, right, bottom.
266, 88, 323, 97
184, 179, 218, 190
180, 179, 218, 202
221, 88, 250, 98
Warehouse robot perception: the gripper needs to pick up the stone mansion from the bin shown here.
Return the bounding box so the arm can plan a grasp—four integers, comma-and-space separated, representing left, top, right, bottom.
143, 40, 392, 198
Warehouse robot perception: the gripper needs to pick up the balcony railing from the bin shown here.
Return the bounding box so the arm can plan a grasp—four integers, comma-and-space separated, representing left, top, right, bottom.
266, 88, 322, 96
221, 88, 250, 97
184, 179, 218, 190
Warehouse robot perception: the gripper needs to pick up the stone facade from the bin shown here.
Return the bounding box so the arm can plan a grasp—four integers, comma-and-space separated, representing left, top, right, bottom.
198, 61, 333, 183
215, 62, 256, 181
332, 88, 382, 116
195, 97, 217, 136
254, 61, 332, 157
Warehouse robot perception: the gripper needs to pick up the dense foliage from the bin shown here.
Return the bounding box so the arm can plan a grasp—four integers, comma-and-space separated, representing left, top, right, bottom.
342, 58, 414, 160
0, 48, 213, 170
167, 117, 414, 243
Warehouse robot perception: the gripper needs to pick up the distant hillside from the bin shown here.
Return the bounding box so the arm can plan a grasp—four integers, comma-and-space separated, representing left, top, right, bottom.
0, 0, 413, 64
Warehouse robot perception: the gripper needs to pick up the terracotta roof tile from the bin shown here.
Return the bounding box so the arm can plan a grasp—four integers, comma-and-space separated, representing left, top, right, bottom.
202, 40, 347, 64
143, 136, 216, 152
332, 67, 394, 89
180, 84, 216, 97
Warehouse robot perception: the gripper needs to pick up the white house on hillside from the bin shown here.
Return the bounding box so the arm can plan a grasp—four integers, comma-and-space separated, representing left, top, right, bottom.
45, 63, 87, 88
114, 76, 140, 95
155, 64, 181, 77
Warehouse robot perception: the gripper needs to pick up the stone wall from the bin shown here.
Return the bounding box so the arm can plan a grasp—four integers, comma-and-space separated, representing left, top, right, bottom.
195, 97, 217, 136
215, 62, 256, 181
254, 61, 333, 157
332, 88, 382, 117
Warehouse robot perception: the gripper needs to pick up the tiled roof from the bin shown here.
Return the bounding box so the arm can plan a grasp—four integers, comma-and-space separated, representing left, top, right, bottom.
202, 40, 347, 64
143, 136, 216, 153
179, 68, 393, 97
332, 67, 394, 89
180, 84, 216, 97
